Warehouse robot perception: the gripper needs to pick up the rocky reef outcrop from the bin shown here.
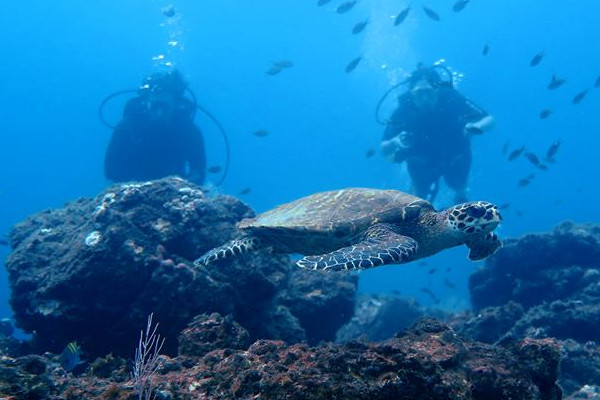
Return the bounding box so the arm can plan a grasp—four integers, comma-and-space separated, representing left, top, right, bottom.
461, 221, 600, 394
4, 178, 356, 357
0, 316, 563, 400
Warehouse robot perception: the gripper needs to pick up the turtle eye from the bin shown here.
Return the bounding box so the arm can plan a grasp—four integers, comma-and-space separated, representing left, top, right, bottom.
466, 205, 485, 218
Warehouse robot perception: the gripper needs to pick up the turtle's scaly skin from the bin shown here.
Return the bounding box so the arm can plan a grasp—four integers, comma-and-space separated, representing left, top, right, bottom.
194, 188, 502, 271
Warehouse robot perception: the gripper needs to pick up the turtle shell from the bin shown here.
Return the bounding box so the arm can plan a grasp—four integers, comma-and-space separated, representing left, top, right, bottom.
238, 188, 431, 253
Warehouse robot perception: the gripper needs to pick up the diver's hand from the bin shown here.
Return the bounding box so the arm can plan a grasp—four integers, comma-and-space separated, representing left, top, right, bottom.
381, 131, 413, 156
464, 122, 484, 136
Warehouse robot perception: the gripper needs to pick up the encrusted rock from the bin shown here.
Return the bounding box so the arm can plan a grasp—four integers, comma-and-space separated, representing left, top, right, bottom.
178, 313, 251, 357
5, 178, 356, 357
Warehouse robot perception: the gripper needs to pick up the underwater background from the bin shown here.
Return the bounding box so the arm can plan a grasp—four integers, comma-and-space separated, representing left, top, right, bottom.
0, 0, 598, 319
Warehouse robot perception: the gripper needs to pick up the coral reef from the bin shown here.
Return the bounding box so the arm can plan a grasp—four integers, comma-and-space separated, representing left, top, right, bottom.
470, 221, 600, 312
461, 221, 600, 395
0, 317, 563, 399
5, 178, 356, 357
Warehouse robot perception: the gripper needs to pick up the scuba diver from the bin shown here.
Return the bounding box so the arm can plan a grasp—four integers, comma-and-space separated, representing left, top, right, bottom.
380, 64, 494, 203
104, 69, 207, 185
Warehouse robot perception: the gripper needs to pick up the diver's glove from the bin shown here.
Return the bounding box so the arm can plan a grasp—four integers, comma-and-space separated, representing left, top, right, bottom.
382, 131, 413, 154
381, 131, 414, 163
463, 122, 484, 136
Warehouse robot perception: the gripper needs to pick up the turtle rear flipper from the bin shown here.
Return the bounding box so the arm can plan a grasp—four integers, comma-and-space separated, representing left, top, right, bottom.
466, 232, 502, 261
194, 236, 262, 266
296, 223, 418, 271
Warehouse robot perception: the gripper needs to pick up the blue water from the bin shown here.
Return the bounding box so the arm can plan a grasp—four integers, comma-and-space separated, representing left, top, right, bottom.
1, 0, 598, 317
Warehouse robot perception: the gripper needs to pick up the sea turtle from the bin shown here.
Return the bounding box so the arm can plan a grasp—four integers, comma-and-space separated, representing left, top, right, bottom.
194, 188, 502, 271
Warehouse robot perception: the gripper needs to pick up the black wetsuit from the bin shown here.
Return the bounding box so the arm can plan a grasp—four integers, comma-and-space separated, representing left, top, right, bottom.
382, 87, 488, 201
104, 95, 206, 185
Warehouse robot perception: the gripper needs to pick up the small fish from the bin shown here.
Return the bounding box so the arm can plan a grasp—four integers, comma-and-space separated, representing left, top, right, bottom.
162, 5, 176, 18
365, 148, 376, 158
499, 203, 511, 210
572, 90, 588, 105
272, 60, 293, 69
60, 341, 83, 372
545, 140, 561, 160
547, 74, 566, 90
345, 56, 362, 73
502, 140, 510, 156
514, 209, 523, 217
482, 44, 489, 56
443, 278, 456, 289
352, 19, 369, 34
517, 174, 535, 188
207, 166, 222, 174
536, 164, 549, 171
266, 66, 282, 76
452, 0, 470, 12
530, 51, 545, 67
317, 0, 331, 6
253, 129, 269, 137
336, 0, 357, 14
394, 6, 411, 26
539, 109, 552, 119
422, 6, 441, 21
524, 151, 541, 167
595, 75, 600, 88
238, 187, 252, 195
428, 268, 437, 275
508, 146, 525, 161
0, 239, 8, 246
517, 178, 532, 188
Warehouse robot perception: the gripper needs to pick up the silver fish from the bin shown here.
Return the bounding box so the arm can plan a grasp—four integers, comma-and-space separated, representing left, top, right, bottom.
547, 74, 566, 90
272, 60, 293, 68
452, 0, 470, 12
572, 90, 588, 105
423, 6, 441, 21
539, 109, 552, 119
524, 151, 541, 166
394, 6, 411, 26
530, 51, 544, 67
253, 129, 269, 137
345, 56, 362, 73
508, 146, 525, 161
266, 65, 282, 76
545, 140, 560, 160
336, 0, 357, 14
482, 44, 489, 56
352, 19, 369, 34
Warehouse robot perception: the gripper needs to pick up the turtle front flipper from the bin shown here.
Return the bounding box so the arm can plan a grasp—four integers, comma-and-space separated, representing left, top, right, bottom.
466, 232, 502, 261
194, 235, 262, 266
296, 223, 418, 271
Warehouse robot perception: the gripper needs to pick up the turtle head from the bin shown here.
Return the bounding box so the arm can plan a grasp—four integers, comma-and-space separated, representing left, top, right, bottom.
445, 201, 501, 236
